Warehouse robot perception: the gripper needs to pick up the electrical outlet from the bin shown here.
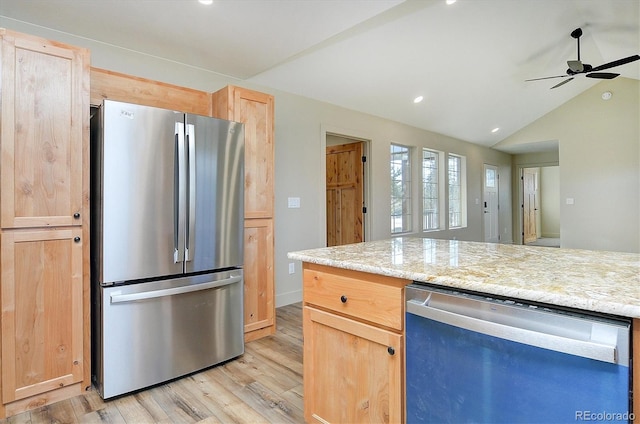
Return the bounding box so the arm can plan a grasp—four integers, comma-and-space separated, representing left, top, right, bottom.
288, 262, 295, 274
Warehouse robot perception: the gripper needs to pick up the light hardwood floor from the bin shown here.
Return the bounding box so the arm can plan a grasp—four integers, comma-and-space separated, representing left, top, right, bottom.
1, 303, 303, 424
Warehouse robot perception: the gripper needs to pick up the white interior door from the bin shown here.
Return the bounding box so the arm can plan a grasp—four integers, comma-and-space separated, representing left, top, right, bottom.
483, 164, 499, 243
523, 168, 539, 244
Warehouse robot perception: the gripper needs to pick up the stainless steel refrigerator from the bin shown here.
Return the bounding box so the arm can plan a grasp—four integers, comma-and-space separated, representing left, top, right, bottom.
90, 99, 245, 399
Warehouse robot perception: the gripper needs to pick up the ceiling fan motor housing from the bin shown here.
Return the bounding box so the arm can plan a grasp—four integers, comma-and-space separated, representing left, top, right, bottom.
567, 63, 592, 75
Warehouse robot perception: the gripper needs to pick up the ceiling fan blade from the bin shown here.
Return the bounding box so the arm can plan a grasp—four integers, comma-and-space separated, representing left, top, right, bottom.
590, 55, 640, 72
567, 60, 583, 72
585, 72, 619, 80
525, 75, 568, 82
550, 78, 574, 89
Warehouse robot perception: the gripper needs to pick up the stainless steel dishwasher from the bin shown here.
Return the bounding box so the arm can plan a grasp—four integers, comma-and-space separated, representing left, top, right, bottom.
405, 283, 632, 423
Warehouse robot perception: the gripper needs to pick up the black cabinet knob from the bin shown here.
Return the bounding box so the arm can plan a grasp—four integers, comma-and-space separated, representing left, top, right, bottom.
73, 212, 80, 219
340, 295, 347, 303
387, 346, 395, 356
74, 237, 81, 243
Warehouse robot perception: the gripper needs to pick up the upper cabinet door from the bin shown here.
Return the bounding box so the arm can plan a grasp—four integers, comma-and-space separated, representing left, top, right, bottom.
0, 30, 89, 229
212, 86, 274, 219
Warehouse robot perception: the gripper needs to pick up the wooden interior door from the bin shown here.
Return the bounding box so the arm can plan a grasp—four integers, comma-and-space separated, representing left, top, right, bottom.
523, 168, 538, 244
326, 142, 363, 247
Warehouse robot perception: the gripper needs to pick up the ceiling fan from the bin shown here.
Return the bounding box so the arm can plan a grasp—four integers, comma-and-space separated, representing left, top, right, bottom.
526, 27, 640, 89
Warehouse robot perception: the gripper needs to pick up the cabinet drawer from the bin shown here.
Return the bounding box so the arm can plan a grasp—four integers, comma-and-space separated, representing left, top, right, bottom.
303, 266, 404, 330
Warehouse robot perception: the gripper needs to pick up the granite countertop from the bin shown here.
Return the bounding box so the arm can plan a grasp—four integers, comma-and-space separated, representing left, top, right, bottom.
288, 237, 640, 319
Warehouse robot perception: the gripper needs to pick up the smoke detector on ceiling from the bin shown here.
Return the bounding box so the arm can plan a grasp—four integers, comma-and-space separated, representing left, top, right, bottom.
601, 91, 612, 100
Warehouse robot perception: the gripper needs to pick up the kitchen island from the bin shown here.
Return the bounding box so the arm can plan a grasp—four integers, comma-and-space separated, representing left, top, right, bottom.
288, 237, 639, 423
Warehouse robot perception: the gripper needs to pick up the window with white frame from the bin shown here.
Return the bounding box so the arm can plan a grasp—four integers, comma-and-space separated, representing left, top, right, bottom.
391, 144, 411, 234
422, 149, 440, 231
448, 154, 467, 228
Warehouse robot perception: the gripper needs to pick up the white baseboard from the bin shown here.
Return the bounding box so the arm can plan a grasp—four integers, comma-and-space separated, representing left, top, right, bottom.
276, 289, 302, 308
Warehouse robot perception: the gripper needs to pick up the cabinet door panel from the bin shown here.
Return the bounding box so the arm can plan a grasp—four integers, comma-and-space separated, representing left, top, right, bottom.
1, 33, 88, 228
1, 229, 84, 402
212, 86, 274, 219
303, 306, 403, 424
236, 89, 273, 219
244, 219, 274, 334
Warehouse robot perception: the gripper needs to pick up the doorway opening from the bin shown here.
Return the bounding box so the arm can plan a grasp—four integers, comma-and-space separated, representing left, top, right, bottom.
521, 166, 560, 248
325, 133, 369, 247
483, 164, 500, 243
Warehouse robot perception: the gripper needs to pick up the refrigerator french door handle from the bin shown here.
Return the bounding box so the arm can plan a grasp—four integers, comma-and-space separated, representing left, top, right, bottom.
174, 122, 187, 264
185, 123, 196, 262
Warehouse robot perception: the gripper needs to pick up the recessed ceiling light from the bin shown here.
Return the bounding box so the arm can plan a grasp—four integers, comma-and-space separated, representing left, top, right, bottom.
491, 127, 500, 133
446, 0, 457, 5
413, 96, 424, 104
199, 0, 213, 5
601, 91, 612, 100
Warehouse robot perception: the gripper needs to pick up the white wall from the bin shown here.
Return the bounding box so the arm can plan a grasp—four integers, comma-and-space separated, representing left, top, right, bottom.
496, 78, 639, 253
274, 93, 512, 305
1, 20, 513, 307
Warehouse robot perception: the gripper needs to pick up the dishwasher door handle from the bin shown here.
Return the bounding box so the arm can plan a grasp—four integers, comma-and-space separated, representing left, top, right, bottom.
406, 300, 618, 364
111, 275, 242, 304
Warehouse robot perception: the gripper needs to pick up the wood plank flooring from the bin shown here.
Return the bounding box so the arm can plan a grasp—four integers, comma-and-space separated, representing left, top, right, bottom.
1, 303, 303, 424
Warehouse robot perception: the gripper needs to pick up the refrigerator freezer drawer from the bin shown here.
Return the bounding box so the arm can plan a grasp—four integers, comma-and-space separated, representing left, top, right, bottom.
94, 270, 244, 399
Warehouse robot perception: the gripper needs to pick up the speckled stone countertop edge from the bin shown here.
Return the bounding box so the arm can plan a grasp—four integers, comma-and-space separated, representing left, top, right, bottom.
288, 238, 640, 319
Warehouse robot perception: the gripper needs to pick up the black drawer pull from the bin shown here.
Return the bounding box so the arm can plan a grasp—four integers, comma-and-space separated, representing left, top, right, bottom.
388, 346, 395, 356
73, 212, 80, 219
340, 295, 347, 303
74, 237, 81, 243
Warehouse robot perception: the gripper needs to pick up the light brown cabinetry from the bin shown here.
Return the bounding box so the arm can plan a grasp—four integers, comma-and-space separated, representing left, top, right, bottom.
244, 219, 275, 335
90, 67, 212, 115
303, 263, 406, 423
212, 86, 274, 219
0, 29, 90, 418
212, 86, 275, 342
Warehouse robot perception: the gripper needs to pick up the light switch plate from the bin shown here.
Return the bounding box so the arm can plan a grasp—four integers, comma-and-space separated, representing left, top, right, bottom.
288, 197, 301, 208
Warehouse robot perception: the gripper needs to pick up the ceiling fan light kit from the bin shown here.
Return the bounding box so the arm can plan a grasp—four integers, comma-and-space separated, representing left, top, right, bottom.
526, 27, 640, 89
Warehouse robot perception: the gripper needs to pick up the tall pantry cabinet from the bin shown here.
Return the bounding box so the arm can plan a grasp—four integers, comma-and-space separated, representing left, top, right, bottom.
0, 29, 90, 417
212, 86, 275, 342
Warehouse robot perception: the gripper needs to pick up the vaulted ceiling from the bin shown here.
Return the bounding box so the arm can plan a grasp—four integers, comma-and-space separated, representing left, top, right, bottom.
1, 0, 638, 149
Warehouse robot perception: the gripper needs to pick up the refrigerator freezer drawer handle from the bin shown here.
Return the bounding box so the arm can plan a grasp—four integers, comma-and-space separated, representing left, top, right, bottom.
406, 300, 618, 364
110, 275, 242, 304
